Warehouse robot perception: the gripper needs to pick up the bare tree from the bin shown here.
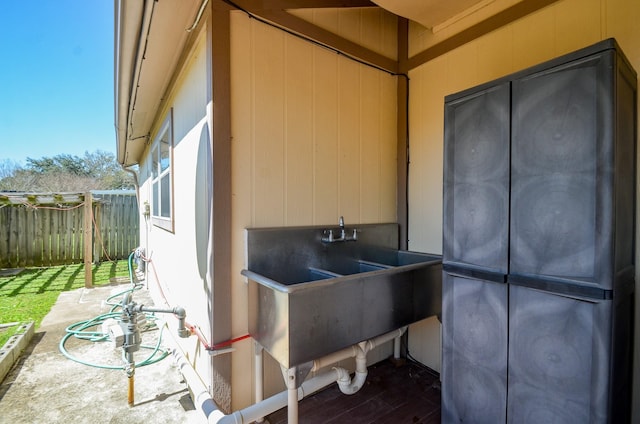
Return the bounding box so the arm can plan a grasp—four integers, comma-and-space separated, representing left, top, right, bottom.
0, 159, 21, 181
0, 151, 134, 192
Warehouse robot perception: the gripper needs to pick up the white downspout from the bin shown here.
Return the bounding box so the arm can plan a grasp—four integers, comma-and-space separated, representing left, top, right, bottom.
174, 326, 408, 424
173, 348, 226, 422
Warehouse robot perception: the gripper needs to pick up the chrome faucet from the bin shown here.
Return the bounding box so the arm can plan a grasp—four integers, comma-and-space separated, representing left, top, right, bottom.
322, 216, 357, 243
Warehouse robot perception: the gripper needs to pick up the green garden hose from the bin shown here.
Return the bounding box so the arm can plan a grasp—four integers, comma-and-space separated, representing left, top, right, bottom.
58, 252, 169, 370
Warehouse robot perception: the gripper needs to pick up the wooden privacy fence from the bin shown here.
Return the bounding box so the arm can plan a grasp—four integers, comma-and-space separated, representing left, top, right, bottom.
0, 191, 139, 268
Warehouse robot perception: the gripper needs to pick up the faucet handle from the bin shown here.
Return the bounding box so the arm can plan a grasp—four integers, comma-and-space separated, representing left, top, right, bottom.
339, 216, 344, 228
323, 229, 334, 242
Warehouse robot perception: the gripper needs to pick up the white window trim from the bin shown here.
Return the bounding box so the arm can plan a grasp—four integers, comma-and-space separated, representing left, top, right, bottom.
150, 109, 174, 232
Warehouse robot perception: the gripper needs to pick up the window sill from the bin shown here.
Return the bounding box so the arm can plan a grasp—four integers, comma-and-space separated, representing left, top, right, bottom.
152, 216, 174, 233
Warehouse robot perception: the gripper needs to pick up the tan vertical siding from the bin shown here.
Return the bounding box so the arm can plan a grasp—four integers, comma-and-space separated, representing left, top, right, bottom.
253, 24, 286, 227
289, 7, 398, 60
313, 48, 340, 224
337, 59, 361, 222
285, 37, 315, 225
230, 10, 398, 407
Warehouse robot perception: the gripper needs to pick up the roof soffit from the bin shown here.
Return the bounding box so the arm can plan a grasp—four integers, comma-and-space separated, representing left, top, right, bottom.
117, 0, 201, 166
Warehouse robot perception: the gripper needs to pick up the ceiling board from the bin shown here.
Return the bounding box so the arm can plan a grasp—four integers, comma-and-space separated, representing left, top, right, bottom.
372, 0, 491, 29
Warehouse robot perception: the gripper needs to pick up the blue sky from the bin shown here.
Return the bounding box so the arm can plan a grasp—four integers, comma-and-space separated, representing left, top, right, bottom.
0, 1, 114, 165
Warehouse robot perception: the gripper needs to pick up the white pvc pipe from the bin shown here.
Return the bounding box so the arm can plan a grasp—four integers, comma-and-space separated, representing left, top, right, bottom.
393, 335, 401, 359
253, 342, 264, 423
311, 344, 359, 372
172, 348, 226, 422
333, 339, 368, 395
174, 346, 341, 424
362, 326, 407, 353
173, 327, 409, 424
335, 366, 368, 395
331, 327, 408, 396
288, 387, 298, 424
220, 369, 340, 424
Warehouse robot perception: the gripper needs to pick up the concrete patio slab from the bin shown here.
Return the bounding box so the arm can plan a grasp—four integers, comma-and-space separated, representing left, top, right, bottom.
0, 282, 206, 424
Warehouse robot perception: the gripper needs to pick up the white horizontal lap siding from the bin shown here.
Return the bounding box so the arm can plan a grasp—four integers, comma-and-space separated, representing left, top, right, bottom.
140, 33, 213, 386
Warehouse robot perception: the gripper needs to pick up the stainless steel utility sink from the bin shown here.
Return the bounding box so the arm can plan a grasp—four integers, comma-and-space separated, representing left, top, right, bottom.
242, 224, 442, 369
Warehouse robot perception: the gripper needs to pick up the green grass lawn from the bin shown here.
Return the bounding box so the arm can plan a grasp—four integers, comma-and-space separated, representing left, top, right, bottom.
0, 261, 131, 347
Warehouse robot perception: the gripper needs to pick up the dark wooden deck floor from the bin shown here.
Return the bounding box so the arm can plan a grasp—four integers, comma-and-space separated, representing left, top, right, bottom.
266, 359, 441, 424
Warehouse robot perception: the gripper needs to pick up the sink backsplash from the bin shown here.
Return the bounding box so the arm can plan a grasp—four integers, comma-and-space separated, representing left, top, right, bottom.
245, 223, 399, 285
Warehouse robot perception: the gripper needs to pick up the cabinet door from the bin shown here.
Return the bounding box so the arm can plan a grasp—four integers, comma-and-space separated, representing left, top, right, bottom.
510, 51, 615, 289
443, 82, 510, 273
442, 273, 508, 423
507, 285, 612, 423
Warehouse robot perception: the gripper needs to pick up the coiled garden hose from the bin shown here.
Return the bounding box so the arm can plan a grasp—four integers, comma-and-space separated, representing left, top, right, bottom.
58, 252, 169, 370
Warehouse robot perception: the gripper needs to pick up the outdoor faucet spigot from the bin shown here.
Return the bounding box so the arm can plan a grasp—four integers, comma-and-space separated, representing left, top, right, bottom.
134, 303, 190, 338
174, 306, 190, 338
321, 216, 357, 243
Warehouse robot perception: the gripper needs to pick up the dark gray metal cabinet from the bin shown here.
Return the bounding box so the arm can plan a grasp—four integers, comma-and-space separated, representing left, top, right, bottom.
442, 80, 511, 423
510, 48, 636, 291
442, 273, 508, 423
443, 81, 510, 275
506, 284, 629, 423
442, 38, 636, 423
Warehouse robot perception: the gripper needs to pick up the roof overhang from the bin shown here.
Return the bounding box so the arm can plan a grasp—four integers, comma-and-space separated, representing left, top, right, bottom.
114, 0, 535, 167
114, 0, 202, 167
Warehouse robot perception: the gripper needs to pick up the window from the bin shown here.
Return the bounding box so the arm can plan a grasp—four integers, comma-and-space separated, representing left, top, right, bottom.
151, 110, 173, 231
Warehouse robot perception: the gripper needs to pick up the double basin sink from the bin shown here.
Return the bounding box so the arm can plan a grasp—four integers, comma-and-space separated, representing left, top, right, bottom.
242, 223, 442, 369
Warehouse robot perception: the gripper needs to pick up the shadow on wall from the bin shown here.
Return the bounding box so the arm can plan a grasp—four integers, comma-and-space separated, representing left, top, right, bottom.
195, 122, 213, 281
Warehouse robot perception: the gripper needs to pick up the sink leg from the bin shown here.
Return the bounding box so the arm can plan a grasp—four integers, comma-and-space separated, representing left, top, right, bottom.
254, 342, 264, 422
390, 329, 407, 366
393, 335, 400, 359
283, 367, 299, 424
288, 384, 299, 424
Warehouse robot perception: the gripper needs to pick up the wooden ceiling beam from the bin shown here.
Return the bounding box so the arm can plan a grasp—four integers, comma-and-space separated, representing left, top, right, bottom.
257, 9, 398, 73
224, 0, 376, 10
406, 0, 561, 70
228, 0, 397, 73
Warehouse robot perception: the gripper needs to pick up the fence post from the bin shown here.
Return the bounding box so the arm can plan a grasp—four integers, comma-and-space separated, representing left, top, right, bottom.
84, 192, 93, 288
93, 201, 101, 263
